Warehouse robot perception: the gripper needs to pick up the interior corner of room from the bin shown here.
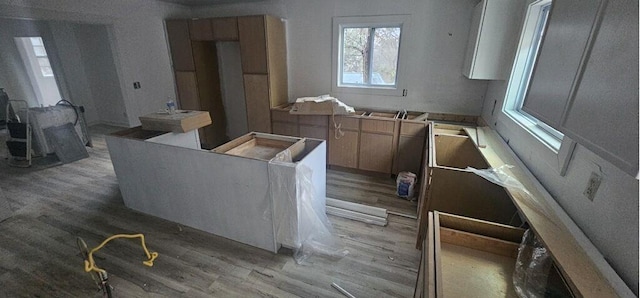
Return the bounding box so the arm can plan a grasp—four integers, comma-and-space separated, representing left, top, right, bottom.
0, 0, 637, 297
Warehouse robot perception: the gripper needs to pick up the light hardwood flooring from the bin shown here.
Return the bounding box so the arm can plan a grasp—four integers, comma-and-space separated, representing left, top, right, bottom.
327, 170, 418, 217
0, 125, 420, 297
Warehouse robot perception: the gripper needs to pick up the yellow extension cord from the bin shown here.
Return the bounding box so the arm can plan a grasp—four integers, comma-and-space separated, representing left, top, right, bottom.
83, 234, 159, 274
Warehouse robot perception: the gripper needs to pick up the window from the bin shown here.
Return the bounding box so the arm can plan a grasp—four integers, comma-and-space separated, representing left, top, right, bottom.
29, 37, 53, 77
332, 15, 409, 96
502, 0, 564, 151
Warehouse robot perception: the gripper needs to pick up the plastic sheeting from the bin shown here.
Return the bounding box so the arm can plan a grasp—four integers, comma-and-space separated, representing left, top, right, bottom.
268, 149, 348, 264
513, 229, 553, 298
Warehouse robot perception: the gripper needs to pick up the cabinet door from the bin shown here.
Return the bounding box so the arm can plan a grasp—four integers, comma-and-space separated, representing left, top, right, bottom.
174, 71, 200, 110
243, 74, 271, 133
328, 130, 359, 168
359, 132, 394, 173
238, 16, 268, 74
561, 0, 638, 175
165, 20, 195, 71
212, 17, 239, 41
189, 19, 214, 41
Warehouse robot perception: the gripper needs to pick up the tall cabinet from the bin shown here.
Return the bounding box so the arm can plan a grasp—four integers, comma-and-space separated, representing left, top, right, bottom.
165, 15, 288, 148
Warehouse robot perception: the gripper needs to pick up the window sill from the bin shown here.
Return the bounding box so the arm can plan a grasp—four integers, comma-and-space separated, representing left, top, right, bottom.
504, 109, 561, 153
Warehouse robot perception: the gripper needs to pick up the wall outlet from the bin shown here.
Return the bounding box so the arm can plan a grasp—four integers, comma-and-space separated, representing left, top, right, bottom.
583, 172, 602, 201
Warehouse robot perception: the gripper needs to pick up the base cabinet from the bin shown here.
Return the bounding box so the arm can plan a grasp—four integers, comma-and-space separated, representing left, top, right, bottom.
328, 129, 359, 168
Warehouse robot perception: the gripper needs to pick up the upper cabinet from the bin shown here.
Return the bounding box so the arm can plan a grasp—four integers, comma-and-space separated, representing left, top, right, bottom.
524, 0, 639, 176
166, 20, 195, 71
238, 16, 269, 74
462, 0, 525, 80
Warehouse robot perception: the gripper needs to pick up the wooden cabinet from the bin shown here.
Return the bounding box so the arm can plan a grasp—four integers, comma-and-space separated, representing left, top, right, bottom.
395, 121, 427, 175
189, 19, 214, 41
271, 109, 298, 136
299, 115, 328, 140
166, 14, 288, 146
243, 74, 271, 133
462, 0, 524, 80
174, 72, 199, 110
238, 16, 268, 74
328, 116, 360, 168
165, 20, 195, 71
358, 118, 397, 174
211, 17, 238, 41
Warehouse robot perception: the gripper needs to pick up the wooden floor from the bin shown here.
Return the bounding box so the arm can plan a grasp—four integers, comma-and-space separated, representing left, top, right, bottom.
0, 125, 420, 297
327, 169, 418, 217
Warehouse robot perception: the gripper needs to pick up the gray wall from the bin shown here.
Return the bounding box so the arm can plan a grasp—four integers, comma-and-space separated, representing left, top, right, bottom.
480, 7, 639, 296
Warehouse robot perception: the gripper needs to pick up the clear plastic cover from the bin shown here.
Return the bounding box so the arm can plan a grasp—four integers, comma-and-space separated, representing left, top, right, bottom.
513, 229, 553, 298
268, 149, 348, 264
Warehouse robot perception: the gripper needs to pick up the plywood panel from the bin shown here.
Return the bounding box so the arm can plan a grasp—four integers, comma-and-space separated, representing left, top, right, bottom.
265, 15, 288, 107
328, 130, 359, 168
271, 109, 298, 123
174, 71, 199, 110
358, 132, 394, 173
189, 19, 214, 41
165, 20, 195, 71
243, 74, 271, 133
238, 15, 268, 74
212, 17, 239, 41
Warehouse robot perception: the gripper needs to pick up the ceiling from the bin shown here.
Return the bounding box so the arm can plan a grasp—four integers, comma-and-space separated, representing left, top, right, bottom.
156, 0, 263, 6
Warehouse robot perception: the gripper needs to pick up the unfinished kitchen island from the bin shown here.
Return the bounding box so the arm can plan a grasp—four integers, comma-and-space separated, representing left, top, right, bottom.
106, 127, 327, 253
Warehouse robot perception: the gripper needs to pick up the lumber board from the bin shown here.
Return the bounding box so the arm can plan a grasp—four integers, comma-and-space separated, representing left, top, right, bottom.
325, 206, 387, 226
326, 197, 388, 218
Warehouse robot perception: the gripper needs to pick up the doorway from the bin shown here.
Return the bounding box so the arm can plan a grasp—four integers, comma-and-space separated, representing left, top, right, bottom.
14, 37, 62, 107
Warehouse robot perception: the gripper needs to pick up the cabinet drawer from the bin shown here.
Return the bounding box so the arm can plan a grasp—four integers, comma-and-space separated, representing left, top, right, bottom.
400, 121, 427, 137
332, 116, 360, 130
299, 115, 328, 127
300, 125, 328, 140
271, 109, 298, 123
272, 122, 298, 137
361, 118, 395, 134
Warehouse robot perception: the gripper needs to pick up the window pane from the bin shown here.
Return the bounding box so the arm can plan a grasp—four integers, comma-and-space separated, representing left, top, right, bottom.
30, 37, 43, 46
371, 27, 400, 85
37, 57, 51, 68
33, 45, 47, 57
341, 27, 370, 85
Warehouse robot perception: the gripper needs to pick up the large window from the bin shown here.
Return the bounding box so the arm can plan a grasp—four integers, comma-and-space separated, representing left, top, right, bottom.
333, 15, 408, 96
502, 0, 564, 151
29, 37, 54, 77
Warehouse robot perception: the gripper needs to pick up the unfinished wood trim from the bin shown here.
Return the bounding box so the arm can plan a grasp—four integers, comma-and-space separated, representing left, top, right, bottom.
438, 212, 525, 243
433, 212, 443, 298
439, 227, 520, 258
211, 133, 254, 153
427, 211, 436, 298
211, 17, 239, 41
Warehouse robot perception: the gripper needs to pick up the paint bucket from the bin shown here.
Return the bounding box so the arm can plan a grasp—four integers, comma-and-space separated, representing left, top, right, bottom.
396, 171, 417, 200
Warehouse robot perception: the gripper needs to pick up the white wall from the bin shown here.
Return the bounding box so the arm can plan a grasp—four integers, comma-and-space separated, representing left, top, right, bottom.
190, 0, 489, 115
480, 20, 639, 298
0, 0, 191, 126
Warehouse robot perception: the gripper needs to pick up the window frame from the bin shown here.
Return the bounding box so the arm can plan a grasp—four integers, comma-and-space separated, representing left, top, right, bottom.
29, 37, 54, 77
502, 0, 563, 152
332, 15, 410, 97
